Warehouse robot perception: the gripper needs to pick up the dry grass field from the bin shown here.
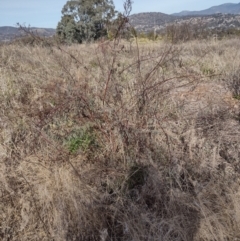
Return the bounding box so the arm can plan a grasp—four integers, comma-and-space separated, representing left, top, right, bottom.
0, 36, 240, 240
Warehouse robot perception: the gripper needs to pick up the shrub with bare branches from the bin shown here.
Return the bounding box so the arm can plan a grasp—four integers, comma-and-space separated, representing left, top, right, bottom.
0, 1, 240, 240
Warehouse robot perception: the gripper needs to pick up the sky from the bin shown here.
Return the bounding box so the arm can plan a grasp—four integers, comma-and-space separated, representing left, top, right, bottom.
1, 0, 240, 28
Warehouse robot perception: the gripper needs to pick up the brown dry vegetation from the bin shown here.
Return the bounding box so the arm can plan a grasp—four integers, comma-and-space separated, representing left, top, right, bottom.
0, 36, 240, 241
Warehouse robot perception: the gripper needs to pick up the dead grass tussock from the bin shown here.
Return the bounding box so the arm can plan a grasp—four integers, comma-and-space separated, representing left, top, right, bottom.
0, 37, 240, 240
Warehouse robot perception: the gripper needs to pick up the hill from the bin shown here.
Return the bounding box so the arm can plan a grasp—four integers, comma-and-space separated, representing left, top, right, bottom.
129, 12, 177, 33
0, 26, 55, 42
172, 2, 240, 16
129, 12, 240, 33
130, 12, 177, 25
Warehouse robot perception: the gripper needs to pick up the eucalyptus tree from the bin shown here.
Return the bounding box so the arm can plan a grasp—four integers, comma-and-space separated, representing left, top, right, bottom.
57, 0, 116, 43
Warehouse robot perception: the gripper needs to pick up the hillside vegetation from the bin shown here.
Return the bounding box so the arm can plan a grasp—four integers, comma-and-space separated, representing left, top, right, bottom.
0, 35, 240, 240
130, 12, 240, 34
0, 26, 55, 42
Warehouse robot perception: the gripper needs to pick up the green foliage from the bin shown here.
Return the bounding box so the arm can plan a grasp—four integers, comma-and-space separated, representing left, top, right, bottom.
66, 127, 97, 154
233, 95, 240, 100
201, 65, 215, 76
56, 15, 82, 43
56, 0, 116, 43
89, 59, 99, 68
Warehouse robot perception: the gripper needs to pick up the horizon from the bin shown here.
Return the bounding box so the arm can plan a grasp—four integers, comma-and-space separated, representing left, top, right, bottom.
1, 0, 240, 29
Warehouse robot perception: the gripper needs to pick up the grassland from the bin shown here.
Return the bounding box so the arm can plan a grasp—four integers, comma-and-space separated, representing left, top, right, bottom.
0, 37, 240, 240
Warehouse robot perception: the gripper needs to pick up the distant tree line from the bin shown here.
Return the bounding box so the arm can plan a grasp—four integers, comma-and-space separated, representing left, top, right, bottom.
136, 23, 240, 43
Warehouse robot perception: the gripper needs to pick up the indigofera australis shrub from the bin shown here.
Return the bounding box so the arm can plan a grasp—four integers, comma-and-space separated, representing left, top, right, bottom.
1, 12, 240, 241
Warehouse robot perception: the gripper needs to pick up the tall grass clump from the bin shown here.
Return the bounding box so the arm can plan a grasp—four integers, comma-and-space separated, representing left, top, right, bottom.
0, 4, 240, 240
